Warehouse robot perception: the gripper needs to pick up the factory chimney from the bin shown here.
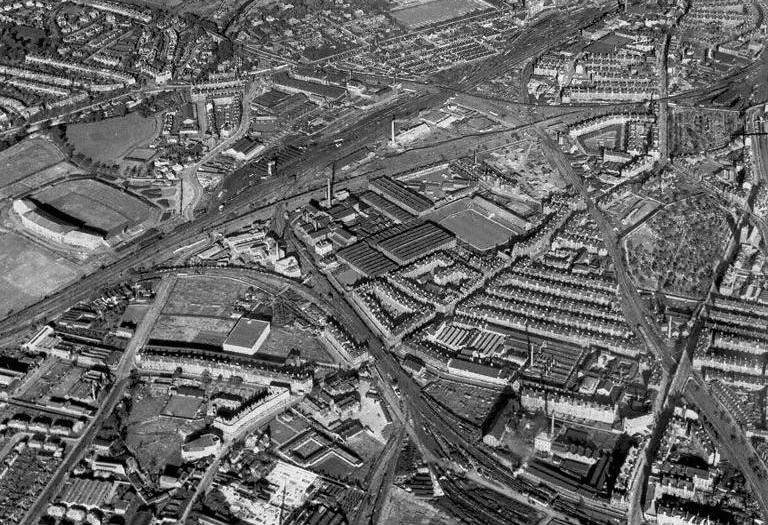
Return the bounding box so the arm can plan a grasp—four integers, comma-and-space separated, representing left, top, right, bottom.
390, 117, 396, 144
267, 160, 276, 177
326, 164, 334, 208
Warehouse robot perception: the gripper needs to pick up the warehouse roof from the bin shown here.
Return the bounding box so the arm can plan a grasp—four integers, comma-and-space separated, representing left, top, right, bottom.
224, 318, 270, 350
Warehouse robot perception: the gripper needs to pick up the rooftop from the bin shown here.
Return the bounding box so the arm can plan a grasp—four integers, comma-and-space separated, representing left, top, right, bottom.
223, 317, 271, 352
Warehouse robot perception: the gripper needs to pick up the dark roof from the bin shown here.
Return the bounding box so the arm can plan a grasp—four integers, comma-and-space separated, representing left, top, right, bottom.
223, 318, 270, 351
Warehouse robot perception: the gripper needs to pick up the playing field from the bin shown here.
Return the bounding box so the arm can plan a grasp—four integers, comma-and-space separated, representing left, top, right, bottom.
390, 0, 492, 29
0, 232, 81, 319
32, 178, 154, 234
439, 209, 514, 251
66, 112, 159, 163
0, 137, 64, 189
162, 395, 204, 419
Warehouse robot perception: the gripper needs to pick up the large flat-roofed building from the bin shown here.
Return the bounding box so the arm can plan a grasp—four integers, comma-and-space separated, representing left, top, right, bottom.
374, 221, 455, 265
337, 241, 398, 277
447, 357, 509, 386
59, 478, 119, 510
223, 317, 271, 355
369, 176, 434, 216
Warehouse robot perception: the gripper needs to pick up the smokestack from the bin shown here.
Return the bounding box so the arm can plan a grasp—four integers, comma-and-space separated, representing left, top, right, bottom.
267, 160, 275, 177
550, 411, 555, 437
326, 165, 334, 208
390, 118, 396, 144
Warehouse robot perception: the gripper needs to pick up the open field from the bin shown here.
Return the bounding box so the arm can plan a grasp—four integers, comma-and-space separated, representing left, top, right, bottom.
315, 454, 354, 480
0, 161, 85, 200
66, 112, 159, 163
163, 395, 204, 419
379, 487, 459, 525
0, 231, 81, 319
0, 137, 64, 189
260, 326, 332, 362
150, 314, 237, 346
32, 178, 156, 234
163, 276, 245, 317
390, 0, 492, 29
126, 388, 205, 474
121, 303, 150, 326
268, 414, 309, 447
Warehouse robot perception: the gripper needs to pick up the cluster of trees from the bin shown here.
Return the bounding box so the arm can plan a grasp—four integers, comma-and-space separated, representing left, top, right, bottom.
0, 23, 56, 62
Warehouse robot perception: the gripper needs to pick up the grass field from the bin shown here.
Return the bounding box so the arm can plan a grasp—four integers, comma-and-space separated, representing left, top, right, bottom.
260, 327, 333, 362
390, 0, 491, 29
163, 395, 204, 419
439, 209, 514, 251
0, 231, 81, 319
268, 414, 308, 447
33, 178, 154, 233
66, 112, 159, 163
163, 277, 246, 317
0, 137, 64, 188
121, 303, 150, 326
125, 388, 204, 474
0, 161, 84, 200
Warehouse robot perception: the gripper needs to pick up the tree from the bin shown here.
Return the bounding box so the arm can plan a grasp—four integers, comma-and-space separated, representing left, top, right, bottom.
215, 39, 234, 62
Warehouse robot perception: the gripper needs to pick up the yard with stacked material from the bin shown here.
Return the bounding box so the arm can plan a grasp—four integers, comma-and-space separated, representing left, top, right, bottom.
66, 112, 159, 164
0, 231, 81, 319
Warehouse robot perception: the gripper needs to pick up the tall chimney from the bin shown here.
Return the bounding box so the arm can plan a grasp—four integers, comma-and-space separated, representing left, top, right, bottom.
390, 118, 396, 144
267, 160, 275, 177
326, 165, 334, 208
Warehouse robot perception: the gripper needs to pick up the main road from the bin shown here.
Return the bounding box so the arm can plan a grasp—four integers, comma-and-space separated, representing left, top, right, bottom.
21, 275, 177, 525
536, 125, 768, 521
0, 3, 621, 339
